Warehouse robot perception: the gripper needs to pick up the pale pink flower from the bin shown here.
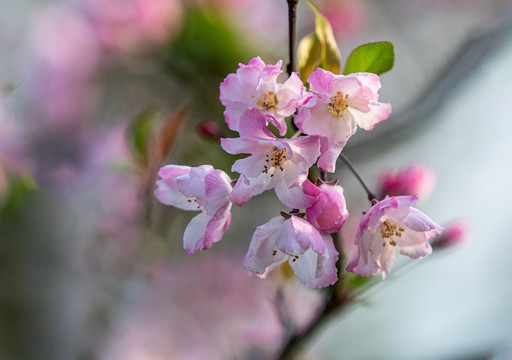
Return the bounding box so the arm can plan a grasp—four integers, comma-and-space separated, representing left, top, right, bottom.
377, 163, 437, 200
244, 215, 338, 289
221, 109, 320, 209
302, 179, 349, 233
347, 195, 443, 279
155, 165, 232, 255
295, 68, 392, 172
220, 57, 309, 136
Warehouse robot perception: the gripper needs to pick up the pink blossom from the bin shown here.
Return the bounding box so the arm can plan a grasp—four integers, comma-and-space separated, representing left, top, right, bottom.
221, 109, 320, 208
220, 57, 309, 136
243, 215, 338, 289
155, 165, 232, 255
347, 195, 443, 279
295, 68, 392, 172
302, 179, 349, 233
377, 163, 437, 200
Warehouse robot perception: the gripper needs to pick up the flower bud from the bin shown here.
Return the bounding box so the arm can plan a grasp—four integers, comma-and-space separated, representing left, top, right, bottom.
197, 121, 225, 140
431, 219, 469, 249
303, 180, 349, 234
376, 163, 436, 200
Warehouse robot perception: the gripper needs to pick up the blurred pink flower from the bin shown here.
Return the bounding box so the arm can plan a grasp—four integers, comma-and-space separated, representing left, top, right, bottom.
98, 256, 285, 359
29, 5, 102, 127
322, 0, 367, 40
82, 0, 183, 53
347, 195, 443, 279
432, 219, 470, 249
30, 6, 102, 78
376, 163, 437, 200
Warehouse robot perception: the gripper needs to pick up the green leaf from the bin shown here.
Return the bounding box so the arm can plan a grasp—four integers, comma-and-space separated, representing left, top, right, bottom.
128, 108, 159, 167
309, 1, 342, 74
298, 33, 322, 83
344, 41, 395, 75
0, 176, 38, 220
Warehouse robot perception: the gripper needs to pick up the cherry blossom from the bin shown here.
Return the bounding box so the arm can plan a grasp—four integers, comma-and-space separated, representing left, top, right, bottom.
295, 68, 392, 172
221, 109, 320, 208
302, 179, 349, 234
220, 57, 309, 136
347, 195, 443, 279
155, 165, 232, 255
243, 215, 338, 289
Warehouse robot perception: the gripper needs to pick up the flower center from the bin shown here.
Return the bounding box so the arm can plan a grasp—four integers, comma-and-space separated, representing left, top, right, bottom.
256, 91, 278, 111
262, 147, 287, 177
328, 91, 350, 117
380, 220, 405, 247
187, 197, 204, 212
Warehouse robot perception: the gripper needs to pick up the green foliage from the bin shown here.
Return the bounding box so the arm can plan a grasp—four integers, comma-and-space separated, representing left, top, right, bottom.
298, 33, 322, 83
298, 2, 342, 83
344, 41, 395, 75
0, 177, 38, 220
164, 8, 250, 86
128, 108, 159, 167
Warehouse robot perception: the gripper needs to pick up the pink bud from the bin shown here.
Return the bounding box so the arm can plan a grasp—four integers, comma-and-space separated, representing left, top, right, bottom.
197, 121, 225, 140
303, 180, 349, 234
432, 219, 470, 249
377, 163, 436, 200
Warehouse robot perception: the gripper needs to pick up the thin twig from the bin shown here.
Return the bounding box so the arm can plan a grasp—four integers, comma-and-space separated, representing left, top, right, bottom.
338, 153, 377, 202
286, 0, 299, 77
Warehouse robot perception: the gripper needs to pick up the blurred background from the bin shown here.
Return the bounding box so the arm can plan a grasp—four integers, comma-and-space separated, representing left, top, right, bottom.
1, 0, 512, 359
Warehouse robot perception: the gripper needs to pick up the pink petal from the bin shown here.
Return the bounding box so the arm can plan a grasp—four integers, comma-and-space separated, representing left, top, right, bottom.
183, 212, 210, 255
274, 181, 316, 209
243, 216, 286, 275
308, 68, 338, 95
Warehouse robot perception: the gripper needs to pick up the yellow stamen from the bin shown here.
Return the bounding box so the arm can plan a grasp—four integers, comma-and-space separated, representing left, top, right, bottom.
256, 91, 278, 111
328, 91, 350, 117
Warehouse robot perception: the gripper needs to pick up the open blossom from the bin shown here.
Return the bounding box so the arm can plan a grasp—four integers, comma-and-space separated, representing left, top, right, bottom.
243, 215, 338, 289
377, 163, 436, 200
302, 179, 349, 233
220, 57, 309, 136
221, 109, 320, 209
155, 165, 232, 255
295, 68, 392, 172
347, 195, 443, 279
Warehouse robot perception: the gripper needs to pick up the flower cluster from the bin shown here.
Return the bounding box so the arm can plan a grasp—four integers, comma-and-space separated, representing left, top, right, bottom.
155, 57, 443, 288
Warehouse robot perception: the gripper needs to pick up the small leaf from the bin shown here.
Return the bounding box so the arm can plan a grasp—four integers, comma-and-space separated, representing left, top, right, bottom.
309, 1, 342, 74
157, 106, 188, 160
298, 33, 321, 83
344, 41, 395, 75
127, 108, 159, 167
0, 176, 38, 220
151, 106, 188, 173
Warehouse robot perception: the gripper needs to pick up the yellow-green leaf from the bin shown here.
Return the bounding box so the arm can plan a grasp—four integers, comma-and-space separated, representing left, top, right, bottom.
344, 41, 395, 75
297, 32, 321, 83
309, 1, 342, 74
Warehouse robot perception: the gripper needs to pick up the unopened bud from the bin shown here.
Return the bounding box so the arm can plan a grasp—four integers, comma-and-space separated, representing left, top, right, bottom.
197, 121, 225, 140
432, 219, 470, 249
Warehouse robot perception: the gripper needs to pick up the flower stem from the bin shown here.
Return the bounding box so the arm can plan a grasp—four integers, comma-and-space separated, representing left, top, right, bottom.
338, 153, 377, 202
286, 0, 299, 77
